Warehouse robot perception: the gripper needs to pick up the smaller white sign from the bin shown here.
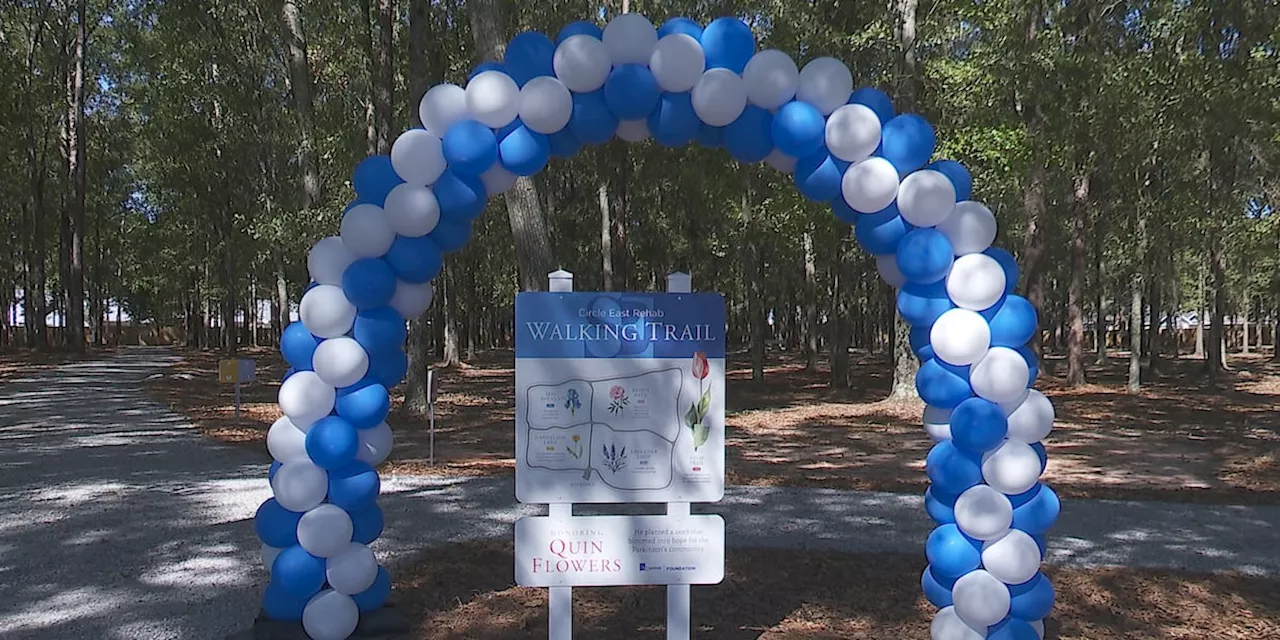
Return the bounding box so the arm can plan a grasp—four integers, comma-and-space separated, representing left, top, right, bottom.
515, 514, 725, 588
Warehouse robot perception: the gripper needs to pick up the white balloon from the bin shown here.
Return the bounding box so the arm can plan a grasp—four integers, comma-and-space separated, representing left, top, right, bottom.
465, 70, 520, 129
616, 118, 650, 142
930, 606, 985, 640
826, 104, 881, 163
553, 35, 611, 93
763, 149, 797, 173
357, 422, 394, 467
876, 254, 907, 289
982, 440, 1043, 495
971, 347, 1031, 404
951, 569, 1011, 629
954, 484, 1013, 540
312, 337, 370, 389
390, 280, 434, 319
1002, 389, 1054, 443
938, 201, 998, 255
602, 13, 657, 65
924, 405, 952, 441
278, 371, 336, 427
982, 529, 1043, 585
271, 461, 329, 512
340, 204, 395, 258
302, 589, 359, 640
390, 128, 446, 186
947, 254, 1007, 311
300, 285, 356, 339
326, 542, 379, 595
383, 183, 441, 238
261, 543, 283, 571
1031, 620, 1045, 639
307, 237, 354, 287
691, 68, 747, 127
298, 504, 354, 558
519, 76, 573, 134
418, 83, 468, 136
931, 309, 992, 366
842, 157, 900, 213
899, 170, 957, 228
478, 164, 518, 195
796, 57, 853, 115
267, 416, 310, 462
650, 34, 705, 93
742, 49, 799, 110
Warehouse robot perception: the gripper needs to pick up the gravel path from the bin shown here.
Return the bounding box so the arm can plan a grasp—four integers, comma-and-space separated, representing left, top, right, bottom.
0, 348, 1276, 639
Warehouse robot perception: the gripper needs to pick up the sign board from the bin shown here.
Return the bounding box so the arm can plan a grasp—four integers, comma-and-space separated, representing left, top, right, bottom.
515, 514, 725, 587
514, 292, 726, 504
218, 358, 256, 384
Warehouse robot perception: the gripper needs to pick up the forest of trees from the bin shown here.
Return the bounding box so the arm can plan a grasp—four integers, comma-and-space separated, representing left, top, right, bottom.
2, 0, 1277, 404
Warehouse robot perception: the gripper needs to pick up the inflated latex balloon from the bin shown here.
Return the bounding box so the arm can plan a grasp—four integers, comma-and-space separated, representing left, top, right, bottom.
876, 254, 907, 289
898, 169, 956, 228
503, 31, 556, 86
311, 337, 369, 389
922, 564, 955, 607
925, 486, 957, 524
954, 484, 1013, 541
272, 545, 327, 599
699, 17, 755, 73
650, 34, 705, 92
350, 503, 385, 545
796, 57, 853, 115
971, 347, 1032, 404
880, 113, 936, 173
340, 204, 395, 258
498, 122, 551, 176
298, 504, 354, 559
825, 104, 881, 163
554, 35, 611, 93
261, 543, 285, 571
604, 64, 661, 120
384, 234, 444, 284
841, 157, 898, 213
742, 49, 799, 109
692, 68, 747, 127
1002, 389, 1054, 443
302, 589, 359, 640
281, 322, 321, 371
271, 460, 329, 512
433, 170, 488, 221
465, 71, 520, 129
480, 165, 519, 194
341, 258, 397, 310
357, 421, 394, 467
649, 91, 700, 147
558, 20, 603, 42
305, 415, 360, 470
268, 416, 310, 463
724, 105, 772, 163
335, 379, 390, 430
307, 237, 354, 287
950, 397, 1008, 454
255, 499, 302, 548
328, 462, 380, 510
1008, 572, 1055, 622
568, 90, 619, 144
854, 205, 912, 255
658, 17, 702, 40
442, 119, 499, 176
352, 566, 392, 613
897, 280, 955, 328
896, 228, 954, 285
383, 184, 440, 238
278, 371, 336, 427
602, 13, 658, 65
931, 309, 992, 366
952, 569, 1012, 628
351, 307, 406, 353
982, 440, 1043, 495
931, 605, 985, 640
947, 253, 1007, 311
326, 542, 379, 596
418, 83, 468, 136
389, 279, 434, 319
926, 523, 981, 577
763, 149, 796, 173
985, 246, 1020, 293
982, 529, 1042, 585
771, 101, 825, 158
850, 86, 895, 123
926, 440, 983, 495
519, 76, 573, 134
616, 118, 651, 142
390, 129, 446, 186
929, 159, 973, 201
923, 405, 953, 441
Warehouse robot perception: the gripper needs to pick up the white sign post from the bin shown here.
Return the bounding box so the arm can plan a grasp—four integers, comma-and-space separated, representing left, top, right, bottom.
427, 368, 439, 466
515, 270, 726, 640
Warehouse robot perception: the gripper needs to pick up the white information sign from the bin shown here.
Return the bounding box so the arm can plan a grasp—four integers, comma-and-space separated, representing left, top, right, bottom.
515, 514, 725, 588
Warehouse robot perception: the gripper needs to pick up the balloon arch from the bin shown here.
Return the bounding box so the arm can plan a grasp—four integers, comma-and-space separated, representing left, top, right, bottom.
254, 12, 1058, 640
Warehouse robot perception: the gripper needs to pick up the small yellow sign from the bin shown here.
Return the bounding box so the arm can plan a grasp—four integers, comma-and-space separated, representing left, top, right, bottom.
219, 358, 256, 384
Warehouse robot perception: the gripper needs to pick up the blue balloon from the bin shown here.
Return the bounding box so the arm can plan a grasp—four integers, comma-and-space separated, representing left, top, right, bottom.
926, 524, 982, 577
254, 498, 302, 548
917, 358, 973, 410
305, 416, 360, 470
989, 618, 1039, 640
269, 460, 281, 481
1009, 572, 1055, 621
772, 101, 825, 158
282, 367, 298, 382
557, 21, 603, 43
700, 17, 755, 73
880, 114, 936, 174
428, 217, 473, 253
926, 440, 983, 495
498, 121, 551, 176
329, 462, 381, 510
831, 198, 859, 225
1031, 442, 1047, 473
280, 322, 320, 370
604, 64, 661, 120
925, 486, 957, 524
342, 258, 396, 309
262, 581, 309, 621
384, 234, 443, 284
468, 61, 505, 80
910, 325, 934, 361
896, 228, 954, 284
336, 378, 391, 430
648, 92, 700, 147
987, 295, 1038, 348
435, 170, 488, 221
724, 105, 773, 163
1019, 345, 1040, 385
985, 246, 1020, 294
353, 307, 407, 353
1012, 484, 1060, 534
569, 90, 618, 145
271, 545, 326, 599
548, 128, 581, 158
696, 122, 725, 148
854, 203, 913, 254
1008, 483, 1042, 508
350, 503, 385, 545
849, 87, 895, 124
442, 120, 498, 176
794, 148, 848, 202
368, 348, 409, 388
950, 397, 1009, 454
352, 155, 402, 206
921, 564, 955, 607
659, 17, 703, 40
1032, 533, 1048, 556
927, 160, 972, 201
352, 566, 392, 613
504, 32, 556, 86
897, 280, 955, 328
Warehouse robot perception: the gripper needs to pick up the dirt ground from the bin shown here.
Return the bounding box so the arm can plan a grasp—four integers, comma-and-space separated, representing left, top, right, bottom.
143, 347, 1280, 505
388, 540, 1279, 639
0, 347, 115, 383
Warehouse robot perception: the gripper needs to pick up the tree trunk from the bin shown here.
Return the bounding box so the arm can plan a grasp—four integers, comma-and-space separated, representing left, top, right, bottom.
1196, 262, 1206, 358
599, 183, 614, 291
1240, 290, 1250, 354
888, 0, 922, 400
359, 0, 379, 155
62, 0, 87, 352
403, 0, 436, 415
803, 224, 818, 371
1017, 2, 1048, 359
741, 178, 765, 381
280, 0, 322, 208
1207, 235, 1228, 375
1147, 261, 1163, 377
1066, 170, 1089, 386
1127, 213, 1147, 392
440, 267, 461, 367
829, 240, 852, 389
375, 0, 394, 154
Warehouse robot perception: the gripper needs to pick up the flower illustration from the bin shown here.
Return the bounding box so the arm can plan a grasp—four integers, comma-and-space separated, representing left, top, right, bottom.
685, 353, 713, 449
567, 433, 583, 459
692, 351, 709, 380
564, 388, 582, 416
602, 443, 627, 473
607, 384, 630, 415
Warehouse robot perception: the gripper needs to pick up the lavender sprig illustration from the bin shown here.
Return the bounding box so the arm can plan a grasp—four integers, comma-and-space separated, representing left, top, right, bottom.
602, 443, 627, 473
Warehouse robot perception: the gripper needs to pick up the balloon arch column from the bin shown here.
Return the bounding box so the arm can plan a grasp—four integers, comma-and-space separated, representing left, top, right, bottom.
253, 11, 1058, 640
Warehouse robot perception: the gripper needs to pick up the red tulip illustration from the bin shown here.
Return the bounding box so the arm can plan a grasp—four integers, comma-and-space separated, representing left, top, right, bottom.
685, 352, 712, 449
692, 351, 709, 380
